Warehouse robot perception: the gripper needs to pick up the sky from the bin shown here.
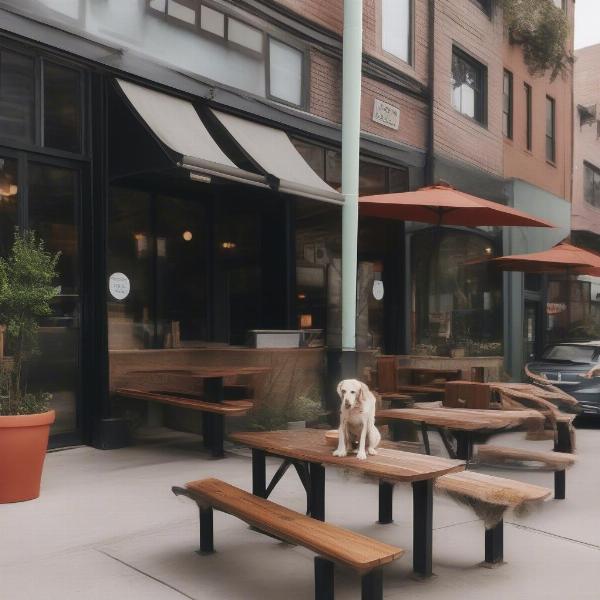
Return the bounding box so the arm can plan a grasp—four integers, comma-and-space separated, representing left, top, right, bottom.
575, 0, 600, 50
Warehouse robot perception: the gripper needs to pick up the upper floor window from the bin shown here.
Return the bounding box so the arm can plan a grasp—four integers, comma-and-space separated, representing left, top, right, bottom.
0, 45, 84, 154
451, 47, 487, 124
474, 0, 492, 15
381, 0, 411, 64
503, 69, 513, 139
267, 38, 304, 107
546, 95, 556, 163
584, 162, 600, 208
524, 82, 532, 150
552, 0, 566, 11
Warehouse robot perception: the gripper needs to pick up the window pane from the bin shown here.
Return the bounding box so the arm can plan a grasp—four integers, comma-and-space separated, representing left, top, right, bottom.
0, 50, 35, 142
452, 50, 484, 122
584, 165, 594, 205
149, 0, 166, 11
389, 167, 409, 192
325, 149, 341, 191
381, 0, 410, 63
359, 161, 387, 196
268, 38, 303, 106
200, 5, 225, 37
228, 18, 263, 53
292, 140, 325, 179
43, 62, 82, 153
27, 163, 80, 436
0, 157, 18, 257
167, 0, 196, 24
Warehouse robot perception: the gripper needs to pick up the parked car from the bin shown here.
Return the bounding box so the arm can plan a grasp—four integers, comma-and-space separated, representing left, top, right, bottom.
527, 342, 600, 416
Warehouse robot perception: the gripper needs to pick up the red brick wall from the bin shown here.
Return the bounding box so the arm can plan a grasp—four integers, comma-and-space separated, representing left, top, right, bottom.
572, 43, 600, 234
503, 0, 574, 202
432, 0, 504, 176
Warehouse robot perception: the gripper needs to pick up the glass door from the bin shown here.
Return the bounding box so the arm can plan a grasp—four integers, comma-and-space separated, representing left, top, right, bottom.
26, 161, 82, 439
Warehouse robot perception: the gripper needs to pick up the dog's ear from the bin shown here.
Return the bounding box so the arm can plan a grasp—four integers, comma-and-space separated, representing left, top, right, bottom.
336, 380, 344, 399
358, 381, 370, 403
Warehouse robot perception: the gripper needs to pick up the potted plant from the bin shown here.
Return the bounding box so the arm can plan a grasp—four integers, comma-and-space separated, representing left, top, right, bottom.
0, 230, 60, 503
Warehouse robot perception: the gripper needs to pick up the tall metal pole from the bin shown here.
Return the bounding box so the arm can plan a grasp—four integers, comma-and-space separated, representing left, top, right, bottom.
341, 0, 363, 367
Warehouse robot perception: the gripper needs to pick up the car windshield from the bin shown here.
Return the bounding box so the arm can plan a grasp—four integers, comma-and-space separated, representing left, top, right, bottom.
542, 345, 598, 363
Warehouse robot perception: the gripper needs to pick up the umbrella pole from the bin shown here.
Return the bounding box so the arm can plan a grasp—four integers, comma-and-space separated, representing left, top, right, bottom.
341, 0, 362, 374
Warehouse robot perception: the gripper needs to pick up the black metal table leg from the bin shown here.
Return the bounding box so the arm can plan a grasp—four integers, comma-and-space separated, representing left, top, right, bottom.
199, 506, 214, 555
293, 461, 312, 514
412, 479, 433, 578
265, 459, 293, 498
361, 568, 383, 600
314, 557, 334, 600
378, 481, 394, 524
211, 413, 225, 458
204, 376, 224, 403
554, 470, 566, 500
420, 422, 431, 455
202, 412, 213, 449
252, 449, 267, 498
455, 431, 473, 461
309, 462, 326, 521
484, 519, 503, 566
555, 422, 572, 453
436, 427, 458, 459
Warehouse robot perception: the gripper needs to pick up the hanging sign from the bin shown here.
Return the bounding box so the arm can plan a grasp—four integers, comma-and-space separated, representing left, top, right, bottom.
109, 272, 131, 300
373, 280, 384, 300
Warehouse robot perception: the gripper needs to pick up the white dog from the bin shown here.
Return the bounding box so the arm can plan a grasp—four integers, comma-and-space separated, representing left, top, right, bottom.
333, 379, 381, 460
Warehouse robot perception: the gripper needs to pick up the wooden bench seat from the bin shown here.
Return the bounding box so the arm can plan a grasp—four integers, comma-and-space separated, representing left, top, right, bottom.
477, 445, 576, 500
435, 471, 552, 566
173, 478, 404, 600
116, 388, 253, 458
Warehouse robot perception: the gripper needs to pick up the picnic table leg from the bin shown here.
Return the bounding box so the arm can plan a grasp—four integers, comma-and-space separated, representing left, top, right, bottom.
412, 479, 433, 578
361, 568, 383, 600
436, 427, 458, 459
202, 413, 213, 450
198, 506, 214, 555
309, 462, 326, 521
484, 519, 503, 566
378, 481, 394, 524
554, 470, 566, 500
204, 376, 224, 403
420, 422, 431, 455
211, 414, 225, 458
314, 557, 334, 600
454, 432, 473, 461
252, 449, 267, 498
265, 459, 293, 498
554, 422, 573, 453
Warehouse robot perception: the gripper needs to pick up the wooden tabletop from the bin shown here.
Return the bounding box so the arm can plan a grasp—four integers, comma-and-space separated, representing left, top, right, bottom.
376, 407, 544, 431
395, 385, 446, 394
128, 366, 271, 378
229, 429, 465, 483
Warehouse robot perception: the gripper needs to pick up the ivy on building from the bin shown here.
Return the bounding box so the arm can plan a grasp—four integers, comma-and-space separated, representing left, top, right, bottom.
500, 0, 573, 80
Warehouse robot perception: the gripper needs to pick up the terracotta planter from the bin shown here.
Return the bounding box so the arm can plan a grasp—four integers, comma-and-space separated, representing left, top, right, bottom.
0, 410, 55, 503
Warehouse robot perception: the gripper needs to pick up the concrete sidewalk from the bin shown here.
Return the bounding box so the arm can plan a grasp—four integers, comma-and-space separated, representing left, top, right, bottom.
1, 427, 599, 599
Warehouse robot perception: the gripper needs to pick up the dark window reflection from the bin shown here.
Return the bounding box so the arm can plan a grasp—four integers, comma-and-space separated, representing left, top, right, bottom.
0, 157, 18, 256
0, 49, 35, 142
359, 162, 386, 196
43, 61, 82, 153
27, 163, 80, 435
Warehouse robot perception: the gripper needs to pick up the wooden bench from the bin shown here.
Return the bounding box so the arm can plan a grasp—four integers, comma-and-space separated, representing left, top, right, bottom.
477, 445, 576, 500
172, 478, 405, 600
116, 388, 253, 458
435, 471, 552, 566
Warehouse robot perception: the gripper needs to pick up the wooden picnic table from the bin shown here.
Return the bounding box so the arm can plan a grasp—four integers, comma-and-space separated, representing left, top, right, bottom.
230, 428, 464, 577
377, 407, 544, 460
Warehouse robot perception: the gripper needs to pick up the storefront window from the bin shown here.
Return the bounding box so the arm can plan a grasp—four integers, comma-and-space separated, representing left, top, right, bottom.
411, 229, 503, 357
0, 157, 18, 257
43, 61, 83, 153
0, 49, 35, 143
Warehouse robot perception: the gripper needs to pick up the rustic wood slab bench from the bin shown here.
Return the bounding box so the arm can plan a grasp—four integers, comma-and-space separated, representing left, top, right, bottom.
172, 478, 405, 600
115, 387, 253, 458
477, 445, 576, 500
435, 471, 552, 567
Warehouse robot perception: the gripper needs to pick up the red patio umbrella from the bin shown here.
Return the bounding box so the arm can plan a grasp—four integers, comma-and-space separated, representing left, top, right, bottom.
488, 242, 600, 274
359, 183, 555, 228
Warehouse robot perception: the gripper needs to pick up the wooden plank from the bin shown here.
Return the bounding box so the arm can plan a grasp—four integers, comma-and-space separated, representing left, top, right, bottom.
185, 478, 405, 574
115, 388, 252, 415
230, 429, 465, 482
477, 445, 576, 469
435, 471, 552, 507
396, 385, 446, 395
377, 407, 544, 431
376, 356, 398, 393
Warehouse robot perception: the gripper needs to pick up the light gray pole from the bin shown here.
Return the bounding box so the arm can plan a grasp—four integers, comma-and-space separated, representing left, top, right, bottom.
341, 0, 363, 354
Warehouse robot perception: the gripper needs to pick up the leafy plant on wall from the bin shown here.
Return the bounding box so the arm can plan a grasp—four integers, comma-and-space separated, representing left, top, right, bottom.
500, 0, 573, 80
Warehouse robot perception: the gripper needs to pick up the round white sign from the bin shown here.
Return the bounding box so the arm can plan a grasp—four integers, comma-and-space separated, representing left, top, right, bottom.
373, 280, 384, 301
109, 272, 130, 300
